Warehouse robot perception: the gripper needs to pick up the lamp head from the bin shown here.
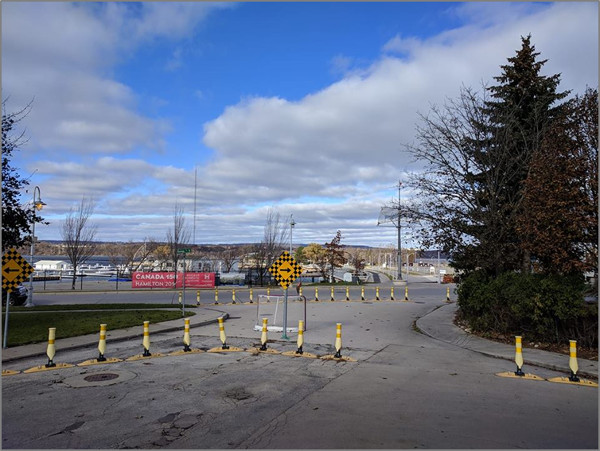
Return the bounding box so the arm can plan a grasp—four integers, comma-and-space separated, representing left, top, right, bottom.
34, 200, 46, 211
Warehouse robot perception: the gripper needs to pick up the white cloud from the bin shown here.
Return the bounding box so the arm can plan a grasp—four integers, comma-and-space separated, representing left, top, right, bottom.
5, 2, 597, 246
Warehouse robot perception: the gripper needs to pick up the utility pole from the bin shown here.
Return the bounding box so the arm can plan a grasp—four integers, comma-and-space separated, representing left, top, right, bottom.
397, 180, 402, 281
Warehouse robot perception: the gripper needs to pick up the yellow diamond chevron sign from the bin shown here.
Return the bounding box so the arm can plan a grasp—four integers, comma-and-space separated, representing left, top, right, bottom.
2, 249, 34, 293
268, 251, 302, 290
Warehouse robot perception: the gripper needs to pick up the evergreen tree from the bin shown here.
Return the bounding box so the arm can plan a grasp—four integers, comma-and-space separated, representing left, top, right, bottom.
467, 34, 568, 275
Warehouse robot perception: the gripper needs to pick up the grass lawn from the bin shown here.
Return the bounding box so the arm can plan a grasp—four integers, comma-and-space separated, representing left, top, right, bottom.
2, 306, 195, 347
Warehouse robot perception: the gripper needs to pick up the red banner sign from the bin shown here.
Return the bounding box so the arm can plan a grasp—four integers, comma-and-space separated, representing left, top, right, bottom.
132, 272, 215, 289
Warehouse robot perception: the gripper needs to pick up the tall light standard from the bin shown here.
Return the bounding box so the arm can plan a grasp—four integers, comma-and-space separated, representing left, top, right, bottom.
282, 214, 295, 340
25, 186, 45, 307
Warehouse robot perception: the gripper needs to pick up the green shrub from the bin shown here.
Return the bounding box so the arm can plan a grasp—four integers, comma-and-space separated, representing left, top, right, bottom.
457, 271, 597, 347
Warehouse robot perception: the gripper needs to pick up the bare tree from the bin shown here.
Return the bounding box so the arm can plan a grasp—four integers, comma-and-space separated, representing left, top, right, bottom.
253, 208, 289, 285
104, 239, 158, 274
61, 197, 97, 289
166, 203, 191, 285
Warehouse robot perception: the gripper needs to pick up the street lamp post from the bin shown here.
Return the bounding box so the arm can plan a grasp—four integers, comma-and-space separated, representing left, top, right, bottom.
25, 186, 45, 307
282, 215, 295, 339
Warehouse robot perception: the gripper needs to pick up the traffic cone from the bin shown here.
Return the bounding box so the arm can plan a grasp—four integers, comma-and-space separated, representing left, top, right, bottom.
495, 335, 543, 380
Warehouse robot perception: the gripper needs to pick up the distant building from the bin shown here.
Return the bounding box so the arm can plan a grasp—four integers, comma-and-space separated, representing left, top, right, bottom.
34, 260, 70, 271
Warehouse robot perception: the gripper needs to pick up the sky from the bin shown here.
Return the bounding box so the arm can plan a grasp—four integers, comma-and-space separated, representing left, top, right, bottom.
2, 2, 598, 248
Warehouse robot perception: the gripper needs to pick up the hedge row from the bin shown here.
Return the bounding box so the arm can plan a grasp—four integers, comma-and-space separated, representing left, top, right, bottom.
456, 271, 597, 347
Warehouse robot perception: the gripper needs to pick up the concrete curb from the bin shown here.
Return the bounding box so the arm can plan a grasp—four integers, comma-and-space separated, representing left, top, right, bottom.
416, 302, 598, 380
1, 308, 228, 364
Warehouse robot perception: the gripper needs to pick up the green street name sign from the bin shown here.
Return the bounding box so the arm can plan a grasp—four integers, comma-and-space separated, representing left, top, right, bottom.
177, 248, 191, 254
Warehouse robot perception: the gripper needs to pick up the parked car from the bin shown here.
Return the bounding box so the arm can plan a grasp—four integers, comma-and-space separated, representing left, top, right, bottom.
1, 284, 29, 306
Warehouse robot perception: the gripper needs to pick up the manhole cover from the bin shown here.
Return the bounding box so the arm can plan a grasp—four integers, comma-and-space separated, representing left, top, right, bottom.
84, 373, 119, 382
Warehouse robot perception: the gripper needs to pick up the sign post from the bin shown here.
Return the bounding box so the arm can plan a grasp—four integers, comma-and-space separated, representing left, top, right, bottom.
177, 248, 191, 317
2, 249, 34, 348
268, 251, 302, 339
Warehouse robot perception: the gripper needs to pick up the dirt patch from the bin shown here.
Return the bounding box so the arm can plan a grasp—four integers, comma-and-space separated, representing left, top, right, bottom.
453, 316, 598, 361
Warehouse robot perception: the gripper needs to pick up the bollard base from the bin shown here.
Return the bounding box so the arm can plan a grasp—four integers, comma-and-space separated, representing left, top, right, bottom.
2, 369, 21, 376
249, 347, 280, 355
281, 350, 319, 359
78, 357, 123, 366
495, 371, 544, 380
24, 363, 74, 373
321, 354, 357, 362
547, 376, 598, 387
169, 348, 205, 356
126, 353, 166, 361
207, 346, 245, 353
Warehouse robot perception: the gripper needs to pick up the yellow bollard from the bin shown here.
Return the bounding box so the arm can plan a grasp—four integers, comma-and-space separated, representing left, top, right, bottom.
267, 287, 271, 297
97, 324, 107, 361
178, 291, 182, 305
142, 321, 151, 357
183, 318, 191, 352
568, 340, 579, 382
361, 287, 365, 301
46, 327, 57, 367
196, 290, 200, 305
249, 288, 254, 303
315, 287, 319, 301
334, 323, 343, 358
404, 286, 409, 301
330, 286, 335, 301
514, 335, 524, 376
23, 328, 75, 372
346, 286, 350, 301
260, 317, 269, 350
296, 320, 304, 354
214, 288, 219, 304
390, 287, 395, 301
376, 287, 380, 301
232, 288, 236, 304
446, 287, 451, 303
299, 286, 303, 297
218, 316, 229, 350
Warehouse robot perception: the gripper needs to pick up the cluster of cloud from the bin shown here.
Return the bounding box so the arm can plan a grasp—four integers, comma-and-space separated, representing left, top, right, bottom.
3, 2, 597, 246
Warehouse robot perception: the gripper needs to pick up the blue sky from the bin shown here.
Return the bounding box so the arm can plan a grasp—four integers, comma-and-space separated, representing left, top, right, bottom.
2, 2, 598, 247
